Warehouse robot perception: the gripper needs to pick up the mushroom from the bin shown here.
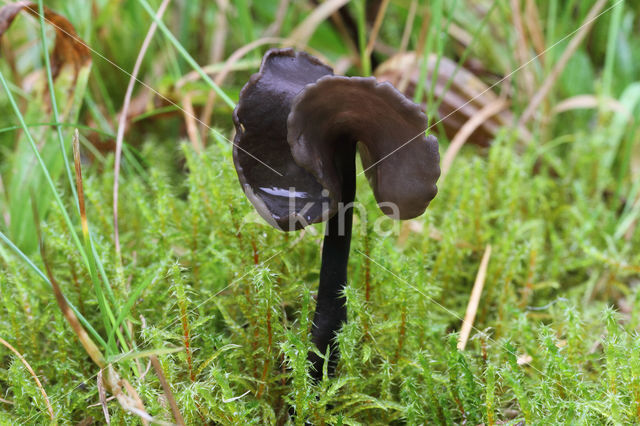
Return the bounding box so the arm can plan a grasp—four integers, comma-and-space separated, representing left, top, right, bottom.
233, 48, 440, 380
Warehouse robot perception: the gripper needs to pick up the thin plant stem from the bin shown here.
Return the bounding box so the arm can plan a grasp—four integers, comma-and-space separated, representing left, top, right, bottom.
0, 337, 54, 420
114, 0, 171, 258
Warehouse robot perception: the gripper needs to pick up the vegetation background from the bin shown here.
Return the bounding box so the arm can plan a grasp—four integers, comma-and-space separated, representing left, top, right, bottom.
1, 0, 640, 423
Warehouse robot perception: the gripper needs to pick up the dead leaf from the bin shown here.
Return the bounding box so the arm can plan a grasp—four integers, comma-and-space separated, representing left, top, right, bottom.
516, 354, 533, 365
396, 219, 424, 247
376, 52, 526, 147
0, 1, 91, 79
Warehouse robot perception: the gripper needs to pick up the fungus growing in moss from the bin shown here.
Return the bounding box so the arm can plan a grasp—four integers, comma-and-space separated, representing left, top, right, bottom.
233, 48, 440, 380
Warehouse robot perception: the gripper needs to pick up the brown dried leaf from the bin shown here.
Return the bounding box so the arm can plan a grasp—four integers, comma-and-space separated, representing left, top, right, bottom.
516, 354, 533, 365
376, 52, 520, 147
0, 1, 91, 78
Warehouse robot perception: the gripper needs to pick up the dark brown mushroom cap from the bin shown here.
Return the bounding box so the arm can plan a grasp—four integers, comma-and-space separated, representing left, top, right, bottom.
232, 48, 333, 230
233, 49, 440, 230
287, 76, 440, 220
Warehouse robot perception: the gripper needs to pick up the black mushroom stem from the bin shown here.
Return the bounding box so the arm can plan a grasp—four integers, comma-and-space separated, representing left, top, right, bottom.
232, 49, 440, 382
309, 141, 357, 380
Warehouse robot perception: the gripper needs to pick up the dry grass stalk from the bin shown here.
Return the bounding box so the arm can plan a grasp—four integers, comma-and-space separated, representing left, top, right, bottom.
113, 0, 171, 257
265, 0, 290, 37
0, 337, 54, 420
72, 129, 89, 236
519, 0, 608, 125
287, 0, 351, 46
150, 355, 186, 426
458, 245, 492, 350
364, 0, 390, 59
210, 0, 229, 60
399, 0, 417, 53
624, 218, 638, 242
447, 21, 472, 47
324, 3, 360, 59
182, 92, 202, 152
88, 396, 116, 407
97, 369, 111, 424
525, 0, 546, 59
199, 0, 230, 139
121, 379, 150, 426
105, 366, 159, 426
510, 0, 536, 97
552, 94, 632, 120
398, 6, 429, 93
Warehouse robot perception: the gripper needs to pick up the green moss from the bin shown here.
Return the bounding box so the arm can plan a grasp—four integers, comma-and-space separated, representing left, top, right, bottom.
1, 0, 640, 423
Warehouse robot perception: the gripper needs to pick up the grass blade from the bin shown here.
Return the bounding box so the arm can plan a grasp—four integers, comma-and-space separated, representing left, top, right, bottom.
0, 70, 91, 274
136, 0, 236, 109
37, 0, 78, 209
